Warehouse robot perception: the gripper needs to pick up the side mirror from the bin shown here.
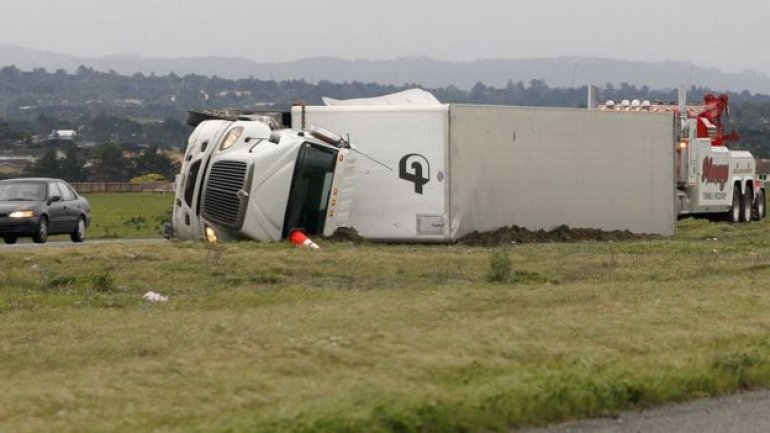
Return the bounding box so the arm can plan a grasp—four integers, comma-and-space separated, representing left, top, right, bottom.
48, 195, 62, 204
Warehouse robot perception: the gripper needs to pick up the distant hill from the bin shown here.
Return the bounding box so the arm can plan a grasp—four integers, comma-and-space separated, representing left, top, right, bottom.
3, 43, 770, 93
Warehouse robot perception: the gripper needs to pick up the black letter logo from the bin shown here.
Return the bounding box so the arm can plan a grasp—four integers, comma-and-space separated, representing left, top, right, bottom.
399, 153, 430, 194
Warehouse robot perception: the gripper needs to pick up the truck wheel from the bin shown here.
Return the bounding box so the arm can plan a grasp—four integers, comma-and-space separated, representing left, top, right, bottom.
3, 236, 17, 244
754, 190, 766, 221
727, 188, 741, 223
741, 188, 753, 223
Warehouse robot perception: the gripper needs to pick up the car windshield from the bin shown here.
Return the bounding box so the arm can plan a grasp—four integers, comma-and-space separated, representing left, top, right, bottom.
0, 182, 46, 201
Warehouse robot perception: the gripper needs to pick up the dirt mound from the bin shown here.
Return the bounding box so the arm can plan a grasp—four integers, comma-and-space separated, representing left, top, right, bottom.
458, 224, 658, 246
327, 227, 367, 244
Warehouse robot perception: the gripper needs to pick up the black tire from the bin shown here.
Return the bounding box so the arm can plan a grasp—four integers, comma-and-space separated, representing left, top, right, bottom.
727, 188, 741, 223
70, 216, 86, 243
754, 189, 766, 221
3, 236, 17, 245
741, 188, 753, 223
32, 216, 48, 244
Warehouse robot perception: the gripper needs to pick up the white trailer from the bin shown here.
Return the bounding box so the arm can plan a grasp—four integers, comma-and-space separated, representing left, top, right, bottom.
290, 101, 677, 241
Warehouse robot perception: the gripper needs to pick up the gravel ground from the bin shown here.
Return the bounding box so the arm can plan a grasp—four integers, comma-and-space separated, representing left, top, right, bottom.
520, 390, 770, 433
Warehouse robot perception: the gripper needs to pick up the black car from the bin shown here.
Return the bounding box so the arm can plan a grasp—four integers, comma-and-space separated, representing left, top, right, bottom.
0, 178, 91, 244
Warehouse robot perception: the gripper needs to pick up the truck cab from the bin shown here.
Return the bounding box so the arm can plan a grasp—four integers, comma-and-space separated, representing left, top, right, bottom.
592, 86, 766, 224
676, 117, 763, 222
172, 116, 354, 242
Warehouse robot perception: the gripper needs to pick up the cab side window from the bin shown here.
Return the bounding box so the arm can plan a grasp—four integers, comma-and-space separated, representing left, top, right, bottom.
58, 182, 75, 201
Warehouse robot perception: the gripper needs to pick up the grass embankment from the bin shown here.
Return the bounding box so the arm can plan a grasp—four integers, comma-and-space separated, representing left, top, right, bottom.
84, 192, 173, 239
1, 218, 770, 432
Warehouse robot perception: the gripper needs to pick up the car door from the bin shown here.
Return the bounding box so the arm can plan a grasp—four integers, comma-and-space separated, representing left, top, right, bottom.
46, 182, 67, 233
57, 181, 79, 231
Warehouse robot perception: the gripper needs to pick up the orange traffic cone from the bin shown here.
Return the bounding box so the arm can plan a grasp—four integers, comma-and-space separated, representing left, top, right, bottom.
289, 230, 320, 250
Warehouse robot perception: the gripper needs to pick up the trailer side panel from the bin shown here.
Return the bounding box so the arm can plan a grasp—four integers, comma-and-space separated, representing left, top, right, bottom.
293, 106, 450, 241
448, 105, 676, 238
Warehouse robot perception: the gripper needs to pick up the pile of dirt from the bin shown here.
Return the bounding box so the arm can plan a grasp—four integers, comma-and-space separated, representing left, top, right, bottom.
458, 224, 659, 247
327, 227, 367, 244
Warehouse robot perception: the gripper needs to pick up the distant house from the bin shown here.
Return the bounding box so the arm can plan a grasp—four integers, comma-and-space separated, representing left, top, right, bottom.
49, 129, 78, 141
0, 156, 34, 175
0, 160, 23, 175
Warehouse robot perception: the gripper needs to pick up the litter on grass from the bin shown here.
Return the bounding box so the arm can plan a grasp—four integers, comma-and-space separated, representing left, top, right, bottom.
142, 291, 168, 302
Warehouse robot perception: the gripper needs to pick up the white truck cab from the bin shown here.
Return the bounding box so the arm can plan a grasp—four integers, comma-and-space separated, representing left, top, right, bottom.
172, 115, 354, 242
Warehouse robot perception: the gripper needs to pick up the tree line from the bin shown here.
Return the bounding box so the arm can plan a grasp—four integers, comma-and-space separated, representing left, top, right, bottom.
1, 65, 770, 163
18, 143, 177, 182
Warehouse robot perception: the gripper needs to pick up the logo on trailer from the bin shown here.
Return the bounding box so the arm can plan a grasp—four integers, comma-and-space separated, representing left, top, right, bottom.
701, 157, 729, 190
399, 154, 430, 194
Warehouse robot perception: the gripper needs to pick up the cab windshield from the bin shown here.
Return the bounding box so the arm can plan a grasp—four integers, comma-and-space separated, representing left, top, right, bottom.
0, 182, 46, 201
282, 143, 338, 238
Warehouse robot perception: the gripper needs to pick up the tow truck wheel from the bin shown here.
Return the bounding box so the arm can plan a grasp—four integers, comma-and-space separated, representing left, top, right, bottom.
754, 189, 766, 221
727, 188, 741, 223
741, 188, 753, 223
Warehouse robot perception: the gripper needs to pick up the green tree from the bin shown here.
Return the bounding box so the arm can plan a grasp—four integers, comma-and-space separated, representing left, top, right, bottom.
60, 147, 88, 181
91, 143, 128, 181
0, 118, 12, 140
132, 144, 177, 178
25, 150, 61, 177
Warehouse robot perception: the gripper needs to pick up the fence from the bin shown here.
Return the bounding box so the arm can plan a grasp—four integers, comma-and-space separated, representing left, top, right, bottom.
70, 182, 175, 194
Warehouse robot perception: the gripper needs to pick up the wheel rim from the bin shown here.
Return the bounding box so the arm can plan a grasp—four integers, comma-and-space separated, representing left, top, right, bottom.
40, 220, 47, 237
78, 219, 85, 238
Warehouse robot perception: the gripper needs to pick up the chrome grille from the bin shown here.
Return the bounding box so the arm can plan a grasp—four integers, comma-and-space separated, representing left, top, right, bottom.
202, 160, 249, 228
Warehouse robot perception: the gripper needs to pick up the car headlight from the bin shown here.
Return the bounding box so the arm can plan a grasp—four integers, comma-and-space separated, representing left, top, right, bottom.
219, 126, 244, 151
8, 210, 34, 218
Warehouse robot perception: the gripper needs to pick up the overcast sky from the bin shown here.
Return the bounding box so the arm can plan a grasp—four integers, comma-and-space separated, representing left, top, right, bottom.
1, 0, 768, 73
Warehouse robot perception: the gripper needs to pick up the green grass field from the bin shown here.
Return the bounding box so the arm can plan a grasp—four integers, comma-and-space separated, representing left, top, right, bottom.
84, 193, 173, 239
1, 195, 770, 432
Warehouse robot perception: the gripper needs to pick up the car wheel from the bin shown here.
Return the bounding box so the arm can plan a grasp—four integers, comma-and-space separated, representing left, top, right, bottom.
3, 236, 17, 245
71, 216, 86, 243
33, 216, 49, 244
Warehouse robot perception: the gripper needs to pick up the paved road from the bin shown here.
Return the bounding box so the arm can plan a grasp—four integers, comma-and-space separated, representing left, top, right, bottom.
0, 237, 165, 250
520, 390, 770, 433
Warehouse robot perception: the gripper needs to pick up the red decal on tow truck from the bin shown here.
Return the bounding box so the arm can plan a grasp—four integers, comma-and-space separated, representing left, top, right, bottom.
702, 157, 729, 190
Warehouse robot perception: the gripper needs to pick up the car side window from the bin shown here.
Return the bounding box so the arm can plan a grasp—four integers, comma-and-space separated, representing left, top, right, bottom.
48, 182, 62, 200
58, 182, 75, 201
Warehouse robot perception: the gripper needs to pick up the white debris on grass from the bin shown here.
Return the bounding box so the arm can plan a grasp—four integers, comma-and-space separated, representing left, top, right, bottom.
142, 291, 168, 302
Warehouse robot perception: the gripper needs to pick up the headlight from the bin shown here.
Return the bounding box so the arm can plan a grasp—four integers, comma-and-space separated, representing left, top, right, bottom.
8, 210, 34, 218
219, 126, 244, 151
204, 226, 218, 243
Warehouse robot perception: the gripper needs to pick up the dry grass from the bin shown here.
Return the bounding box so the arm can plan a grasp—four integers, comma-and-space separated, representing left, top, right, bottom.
0, 217, 769, 432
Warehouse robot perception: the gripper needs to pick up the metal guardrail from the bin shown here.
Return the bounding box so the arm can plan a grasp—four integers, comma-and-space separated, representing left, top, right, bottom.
70, 182, 175, 193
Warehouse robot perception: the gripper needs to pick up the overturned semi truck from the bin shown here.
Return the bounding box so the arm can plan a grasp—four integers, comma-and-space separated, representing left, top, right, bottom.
172, 89, 679, 242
